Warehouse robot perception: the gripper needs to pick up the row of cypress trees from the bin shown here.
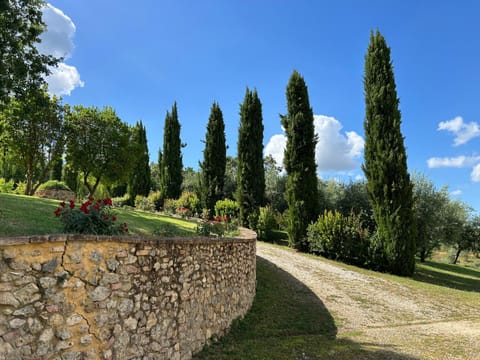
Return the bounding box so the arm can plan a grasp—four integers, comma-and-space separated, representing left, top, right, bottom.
283, 30, 415, 276
157, 29, 415, 276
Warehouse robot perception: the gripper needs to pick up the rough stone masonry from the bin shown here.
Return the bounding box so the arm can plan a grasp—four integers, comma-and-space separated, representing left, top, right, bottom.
0, 231, 256, 359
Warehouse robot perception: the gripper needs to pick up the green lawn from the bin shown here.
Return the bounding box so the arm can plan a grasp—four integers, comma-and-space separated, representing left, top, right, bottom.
0, 193, 196, 237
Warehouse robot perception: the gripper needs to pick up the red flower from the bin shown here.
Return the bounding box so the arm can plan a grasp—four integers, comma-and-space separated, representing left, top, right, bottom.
88, 195, 94, 202
69, 200, 75, 209
111, 215, 117, 222
93, 204, 100, 211
59, 201, 65, 208
103, 198, 113, 206
54, 208, 62, 217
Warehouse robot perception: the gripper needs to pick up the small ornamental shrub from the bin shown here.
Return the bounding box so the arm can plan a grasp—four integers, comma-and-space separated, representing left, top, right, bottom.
176, 191, 200, 216
175, 207, 192, 218
37, 180, 72, 191
163, 198, 178, 215
306, 210, 370, 267
0, 178, 15, 193
134, 195, 155, 212
214, 199, 239, 220
148, 191, 164, 211
256, 206, 277, 241
54, 197, 128, 235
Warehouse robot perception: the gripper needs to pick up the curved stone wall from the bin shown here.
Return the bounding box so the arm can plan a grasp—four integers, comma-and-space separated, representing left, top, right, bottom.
0, 232, 256, 359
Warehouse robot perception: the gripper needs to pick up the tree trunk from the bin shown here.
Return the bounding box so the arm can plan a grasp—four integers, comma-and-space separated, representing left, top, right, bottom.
452, 248, 462, 264
420, 248, 426, 263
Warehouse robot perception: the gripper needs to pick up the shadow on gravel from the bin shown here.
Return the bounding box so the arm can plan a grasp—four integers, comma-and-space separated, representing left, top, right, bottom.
414, 261, 480, 293
195, 256, 418, 360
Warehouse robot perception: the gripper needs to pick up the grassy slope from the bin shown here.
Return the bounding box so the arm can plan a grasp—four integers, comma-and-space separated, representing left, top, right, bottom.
0, 193, 196, 236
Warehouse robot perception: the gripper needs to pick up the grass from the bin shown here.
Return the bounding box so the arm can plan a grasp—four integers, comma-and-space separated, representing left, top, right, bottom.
195, 257, 418, 360
0, 193, 196, 237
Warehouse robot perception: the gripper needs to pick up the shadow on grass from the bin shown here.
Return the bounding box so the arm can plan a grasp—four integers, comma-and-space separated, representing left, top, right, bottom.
195, 256, 418, 360
414, 261, 480, 293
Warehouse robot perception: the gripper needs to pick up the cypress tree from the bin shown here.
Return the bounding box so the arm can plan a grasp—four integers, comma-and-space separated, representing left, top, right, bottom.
363, 30, 415, 276
160, 102, 183, 199
237, 88, 265, 226
200, 102, 226, 217
282, 70, 319, 250
128, 121, 151, 202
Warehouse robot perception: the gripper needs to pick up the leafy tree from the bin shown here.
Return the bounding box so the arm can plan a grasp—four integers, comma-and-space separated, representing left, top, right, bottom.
159, 102, 183, 199
127, 121, 151, 203
264, 155, 287, 213
224, 156, 238, 200
363, 30, 416, 276
412, 173, 449, 262
237, 88, 265, 226
65, 106, 133, 197
200, 102, 226, 217
181, 167, 201, 195
0, 88, 65, 194
338, 181, 375, 232
282, 70, 319, 250
0, 0, 59, 105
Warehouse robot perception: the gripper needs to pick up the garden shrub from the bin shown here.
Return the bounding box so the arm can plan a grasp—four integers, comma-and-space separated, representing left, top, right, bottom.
214, 199, 239, 220
0, 178, 15, 193
163, 198, 178, 214
135, 195, 155, 212
176, 191, 200, 215
37, 180, 72, 191
147, 191, 164, 211
54, 197, 128, 235
256, 206, 277, 241
306, 210, 370, 267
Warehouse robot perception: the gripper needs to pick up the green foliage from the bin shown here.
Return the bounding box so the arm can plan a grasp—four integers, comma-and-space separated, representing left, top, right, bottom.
163, 198, 178, 215
412, 173, 450, 262
363, 30, 415, 276
237, 88, 265, 226
134, 195, 155, 212
65, 106, 134, 197
307, 211, 370, 267
159, 102, 183, 199
54, 197, 128, 235
0, 178, 15, 193
128, 121, 151, 203
1, 88, 65, 195
256, 206, 277, 241
147, 191, 164, 211
0, 0, 60, 104
200, 102, 226, 217
282, 71, 319, 250
264, 156, 288, 213
214, 198, 240, 219
37, 180, 72, 191
176, 191, 201, 215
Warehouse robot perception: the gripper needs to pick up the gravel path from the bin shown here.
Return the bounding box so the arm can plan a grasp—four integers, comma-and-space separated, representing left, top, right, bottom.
257, 241, 480, 360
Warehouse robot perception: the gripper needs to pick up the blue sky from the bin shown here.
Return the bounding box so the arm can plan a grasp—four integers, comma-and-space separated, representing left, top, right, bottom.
42, 0, 480, 211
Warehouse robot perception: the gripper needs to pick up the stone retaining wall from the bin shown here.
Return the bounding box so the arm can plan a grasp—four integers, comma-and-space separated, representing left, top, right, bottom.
0, 232, 256, 359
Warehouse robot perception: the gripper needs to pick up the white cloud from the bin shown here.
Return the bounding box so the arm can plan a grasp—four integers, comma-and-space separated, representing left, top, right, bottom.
427, 155, 480, 168
264, 134, 287, 167
450, 189, 462, 196
38, 4, 83, 96
471, 164, 480, 182
46, 63, 84, 96
264, 115, 365, 173
438, 116, 480, 146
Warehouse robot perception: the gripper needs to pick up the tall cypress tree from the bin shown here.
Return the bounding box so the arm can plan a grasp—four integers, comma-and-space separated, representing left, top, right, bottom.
128, 121, 151, 201
237, 88, 265, 226
282, 70, 319, 250
160, 102, 183, 199
200, 102, 226, 217
363, 30, 415, 276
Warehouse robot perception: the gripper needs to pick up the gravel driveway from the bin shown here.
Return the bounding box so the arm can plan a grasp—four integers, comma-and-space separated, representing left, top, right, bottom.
257, 241, 480, 360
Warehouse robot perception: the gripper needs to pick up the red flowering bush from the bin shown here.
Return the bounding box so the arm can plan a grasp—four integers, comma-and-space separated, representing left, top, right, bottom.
175, 207, 192, 219
54, 197, 128, 235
